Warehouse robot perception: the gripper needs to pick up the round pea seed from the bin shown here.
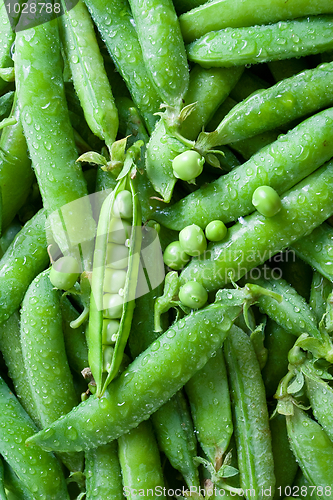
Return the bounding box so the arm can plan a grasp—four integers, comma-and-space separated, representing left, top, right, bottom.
163, 241, 190, 270
179, 281, 208, 309
107, 243, 129, 269
205, 220, 227, 242
112, 190, 133, 219
172, 150, 204, 181
252, 185, 282, 217
179, 224, 207, 257
104, 268, 127, 294
109, 217, 132, 244
49, 255, 80, 290
102, 319, 120, 345
103, 345, 114, 372
103, 293, 123, 319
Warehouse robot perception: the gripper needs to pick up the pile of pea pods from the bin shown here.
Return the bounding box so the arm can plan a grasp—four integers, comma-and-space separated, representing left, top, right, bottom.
2, 0, 333, 498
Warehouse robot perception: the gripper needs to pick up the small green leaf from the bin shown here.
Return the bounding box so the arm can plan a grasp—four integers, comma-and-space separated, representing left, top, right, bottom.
287, 371, 304, 395
0, 67, 15, 82
76, 151, 107, 166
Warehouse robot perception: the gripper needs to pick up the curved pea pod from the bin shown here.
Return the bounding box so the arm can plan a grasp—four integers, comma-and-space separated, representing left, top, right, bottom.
303, 370, 333, 444
309, 271, 333, 324
59, 0, 119, 152
291, 222, 333, 284
225, 325, 275, 500
119, 420, 166, 500
186, 16, 333, 69
185, 348, 232, 469
84, 0, 161, 134
0, 376, 69, 500
128, 0, 188, 108
85, 443, 125, 500
180, 159, 333, 293
157, 106, 333, 230
198, 62, 333, 149
3, 461, 33, 500
0, 209, 49, 325
286, 404, 333, 498
87, 175, 141, 397
270, 413, 298, 497
0, 94, 34, 231
179, 0, 333, 43
26, 284, 278, 453
20, 269, 83, 473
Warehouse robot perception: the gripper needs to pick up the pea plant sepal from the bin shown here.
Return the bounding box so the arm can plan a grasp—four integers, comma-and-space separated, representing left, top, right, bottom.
193, 454, 242, 497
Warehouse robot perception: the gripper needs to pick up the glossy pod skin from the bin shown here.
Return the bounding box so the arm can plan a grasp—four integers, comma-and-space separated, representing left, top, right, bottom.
156, 107, 333, 230
0, 1, 14, 91
186, 16, 333, 68
0, 209, 49, 325
0, 376, 69, 500
26, 291, 249, 452
84, 0, 161, 133
309, 271, 333, 323
59, 0, 119, 151
85, 443, 125, 500
224, 325, 275, 500
180, 160, 333, 292
199, 62, 333, 148
0, 94, 34, 230
179, 0, 333, 43
286, 405, 333, 499
304, 371, 333, 443
128, 0, 189, 107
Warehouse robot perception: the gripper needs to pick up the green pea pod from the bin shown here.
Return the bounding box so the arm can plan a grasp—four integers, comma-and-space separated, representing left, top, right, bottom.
180, 159, 333, 292
179, 0, 333, 43
286, 405, 333, 498
262, 319, 295, 399
270, 413, 298, 497
187, 16, 333, 69
157, 107, 333, 230
0, 209, 49, 325
0, 457, 6, 500
309, 271, 333, 324
304, 370, 333, 444
0, 90, 14, 119
3, 461, 34, 500
26, 284, 278, 452
20, 269, 83, 473
84, 0, 161, 133
87, 174, 141, 397
59, 0, 119, 152
85, 443, 125, 500
61, 298, 89, 375
0, 376, 69, 500
0, 311, 40, 427
0, 94, 34, 231
119, 420, 166, 500
198, 62, 333, 149
127, 0, 188, 108
224, 325, 275, 499
0, 1, 14, 84
291, 222, 333, 284
185, 348, 232, 469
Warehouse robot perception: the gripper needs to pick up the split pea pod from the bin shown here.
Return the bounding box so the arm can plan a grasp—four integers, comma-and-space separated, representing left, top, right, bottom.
59, 0, 119, 151
85, 443, 124, 500
157, 107, 333, 230
87, 173, 141, 397
186, 16, 333, 69
0, 209, 48, 325
84, 0, 161, 133
198, 62, 333, 149
224, 325, 275, 500
127, 0, 188, 108
180, 159, 333, 292
179, 0, 333, 43
27, 285, 268, 452
0, 376, 69, 500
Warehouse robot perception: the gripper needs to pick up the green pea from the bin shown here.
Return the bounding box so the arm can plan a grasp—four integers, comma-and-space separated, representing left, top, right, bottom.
103, 345, 114, 372
112, 190, 133, 219
205, 220, 227, 241
163, 241, 190, 270
49, 255, 80, 290
106, 243, 129, 269
108, 217, 132, 244
179, 224, 207, 256
179, 281, 208, 309
172, 150, 205, 181
252, 185, 282, 217
103, 293, 123, 319
104, 268, 127, 294
102, 319, 120, 345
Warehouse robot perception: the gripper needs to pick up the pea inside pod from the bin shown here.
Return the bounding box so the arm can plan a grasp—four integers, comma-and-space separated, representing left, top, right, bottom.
87, 176, 141, 397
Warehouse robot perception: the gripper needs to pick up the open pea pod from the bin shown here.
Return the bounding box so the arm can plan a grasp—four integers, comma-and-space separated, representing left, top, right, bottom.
87, 173, 142, 397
